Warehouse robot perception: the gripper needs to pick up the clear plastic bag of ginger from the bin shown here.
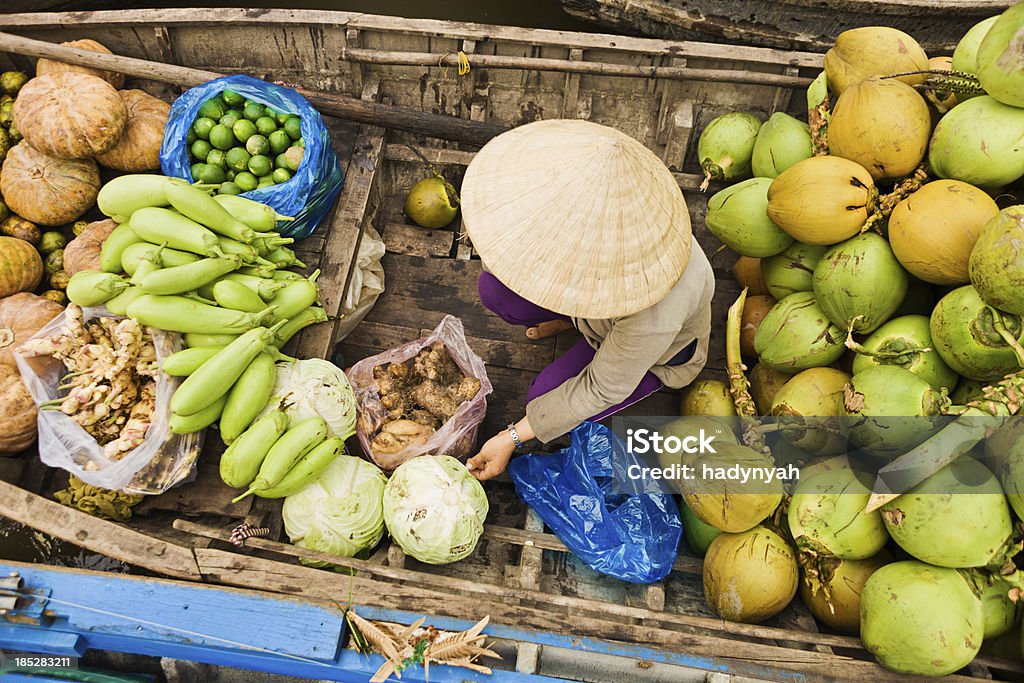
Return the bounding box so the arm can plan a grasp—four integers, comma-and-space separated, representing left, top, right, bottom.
348, 315, 492, 471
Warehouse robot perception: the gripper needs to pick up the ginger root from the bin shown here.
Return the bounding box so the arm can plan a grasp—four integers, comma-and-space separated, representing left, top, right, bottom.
370, 419, 434, 455
369, 342, 482, 456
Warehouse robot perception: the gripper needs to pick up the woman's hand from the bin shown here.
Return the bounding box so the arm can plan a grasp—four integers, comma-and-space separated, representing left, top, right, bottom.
467, 431, 516, 481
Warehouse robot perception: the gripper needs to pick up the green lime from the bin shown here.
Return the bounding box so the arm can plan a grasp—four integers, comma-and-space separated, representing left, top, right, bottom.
187, 129, 197, 145
196, 164, 226, 184
275, 112, 290, 125
197, 97, 226, 121
190, 162, 206, 180
262, 106, 277, 119
272, 168, 293, 184
225, 147, 251, 172
283, 116, 301, 141
206, 148, 227, 169
225, 108, 243, 119
222, 89, 245, 107
255, 116, 277, 136
244, 98, 258, 109
248, 154, 273, 177
192, 116, 215, 140
209, 124, 235, 151
268, 130, 290, 155
283, 146, 304, 172
232, 118, 257, 143
245, 135, 270, 156
190, 138, 213, 160
219, 112, 240, 129
297, 137, 305, 148
218, 181, 243, 196
257, 177, 276, 189
243, 102, 264, 122
275, 152, 289, 170
234, 171, 258, 192
226, 169, 236, 181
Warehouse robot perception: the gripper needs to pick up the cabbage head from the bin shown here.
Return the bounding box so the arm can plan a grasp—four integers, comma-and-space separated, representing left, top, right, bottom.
282, 455, 387, 564
268, 359, 357, 439
383, 455, 489, 565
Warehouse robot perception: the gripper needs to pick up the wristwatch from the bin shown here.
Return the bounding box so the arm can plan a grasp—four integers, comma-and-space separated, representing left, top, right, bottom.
507, 423, 524, 449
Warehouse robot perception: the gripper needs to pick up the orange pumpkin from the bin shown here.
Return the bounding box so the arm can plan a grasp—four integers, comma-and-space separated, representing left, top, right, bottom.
35, 39, 125, 89
96, 90, 170, 172
0, 293, 63, 368
13, 72, 127, 159
0, 365, 37, 454
0, 236, 43, 299
64, 219, 118, 276
0, 142, 100, 226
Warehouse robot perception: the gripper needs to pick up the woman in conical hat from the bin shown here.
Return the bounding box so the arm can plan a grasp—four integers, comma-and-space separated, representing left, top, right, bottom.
463, 119, 715, 480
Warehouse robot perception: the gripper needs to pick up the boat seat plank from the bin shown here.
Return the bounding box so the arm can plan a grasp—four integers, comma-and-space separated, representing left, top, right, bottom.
0, 480, 200, 580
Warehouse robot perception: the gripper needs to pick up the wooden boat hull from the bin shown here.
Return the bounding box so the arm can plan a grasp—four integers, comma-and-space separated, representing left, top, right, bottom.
0, 9, 1018, 682
560, 0, 1014, 52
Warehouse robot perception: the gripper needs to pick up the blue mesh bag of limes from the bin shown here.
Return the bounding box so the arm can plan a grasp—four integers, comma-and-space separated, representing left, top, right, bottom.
160, 74, 344, 240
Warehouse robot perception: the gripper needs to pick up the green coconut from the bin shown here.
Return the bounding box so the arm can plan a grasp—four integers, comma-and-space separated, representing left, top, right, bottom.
788, 467, 888, 561
930, 285, 1024, 381
998, 435, 1024, 521
753, 292, 846, 373
703, 526, 798, 623
988, 416, 1024, 472
657, 415, 738, 481
697, 112, 761, 189
766, 156, 877, 246
970, 208, 1024, 316
953, 15, 1000, 75
812, 233, 908, 334
799, 550, 890, 634
850, 315, 958, 391
980, 577, 1019, 639
681, 499, 723, 556
823, 27, 929, 96
404, 176, 459, 228
760, 242, 828, 300
750, 112, 812, 179
681, 442, 783, 533
705, 177, 793, 258
841, 365, 947, 457
977, 4, 1024, 108
929, 96, 1024, 190
861, 561, 984, 676
679, 379, 738, 417
769, 367, 850, 455
881, 458, 1013, 568
828, 78, 932, 182
749, 362, 791, 415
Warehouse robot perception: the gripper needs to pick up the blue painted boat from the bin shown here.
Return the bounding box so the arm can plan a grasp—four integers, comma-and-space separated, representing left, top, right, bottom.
0, 560, 812, 683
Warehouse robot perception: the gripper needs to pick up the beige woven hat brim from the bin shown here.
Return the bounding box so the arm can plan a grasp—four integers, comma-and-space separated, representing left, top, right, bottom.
461, 119, 692, 319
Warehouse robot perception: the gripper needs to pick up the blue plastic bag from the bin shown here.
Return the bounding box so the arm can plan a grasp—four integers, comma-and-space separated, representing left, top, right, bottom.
159, 74, 344, 240
508, 421, 682, 584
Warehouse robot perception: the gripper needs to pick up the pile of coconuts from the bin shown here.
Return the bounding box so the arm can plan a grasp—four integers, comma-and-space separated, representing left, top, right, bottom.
674, 4, 1024, 678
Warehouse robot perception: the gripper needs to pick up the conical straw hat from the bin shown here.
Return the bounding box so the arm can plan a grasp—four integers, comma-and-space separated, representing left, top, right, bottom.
461, 119, 692, 319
